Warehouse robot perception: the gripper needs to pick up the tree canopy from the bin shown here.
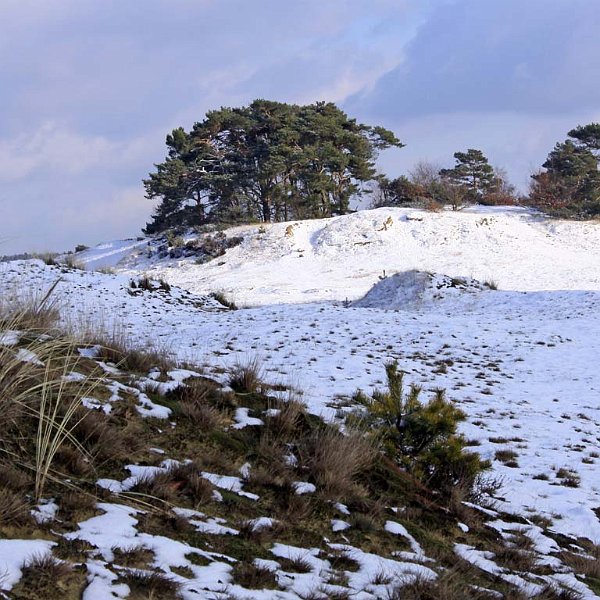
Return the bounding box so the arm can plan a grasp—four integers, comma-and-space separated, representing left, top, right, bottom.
371, 151, 515, 211
144, 100, 403, 233
439, 149, 496, 202
529, 123, 600, 218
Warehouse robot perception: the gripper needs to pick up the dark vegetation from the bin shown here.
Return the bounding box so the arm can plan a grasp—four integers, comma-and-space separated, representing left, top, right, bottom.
144, 94, 600, 230
144, 99, 402, 233
353, 361, 490, 501
528, 123, 600, 218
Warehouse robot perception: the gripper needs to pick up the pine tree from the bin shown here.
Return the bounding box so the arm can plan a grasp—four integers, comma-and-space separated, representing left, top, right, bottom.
529, 128, 600, 218
568, 123, 600, 156
439, 149, 496, 203
143, 100, 403, 233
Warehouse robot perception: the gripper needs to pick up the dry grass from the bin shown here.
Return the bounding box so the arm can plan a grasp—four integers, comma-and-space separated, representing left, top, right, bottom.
229, 357, 263, 393
0, 488, 30, 524
231, 562, 278, 589
518, 585, 584, 600
61, 254, 85, 270
0, 328, 104, 499
493, 544, 536, 573
71, 407, 144, 464
179, 401, 222, 430
276, 555, 313, 574
392, 571, 499, 599
0, 463, 31, 491
119, 569, 183, 599
0, 280, 62, 332
173, 381, 224, 430
58, 490, 97, 518
298, 426, 377, 499
16, 553, 74, 596
210, 291, 238, 310
130, 462, 214, 506
561, 545, 600, 581
265, 396, 306, 440
79, 326, 176, 374
112, 545, 154, 568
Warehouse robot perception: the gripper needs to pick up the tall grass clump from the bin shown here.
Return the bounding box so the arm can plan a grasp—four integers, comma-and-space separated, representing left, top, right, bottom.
229, 357, 263, 393
298, 425, 377, 500
354, 361, 489, 500
0, 279, 62, 333
81, 327, 176, 374
0, 298, 103, 500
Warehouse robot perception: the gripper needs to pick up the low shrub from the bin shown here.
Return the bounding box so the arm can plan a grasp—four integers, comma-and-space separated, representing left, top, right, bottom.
229, 357, 262, 393
210, 291, 237, 310
354, 361, 489, 500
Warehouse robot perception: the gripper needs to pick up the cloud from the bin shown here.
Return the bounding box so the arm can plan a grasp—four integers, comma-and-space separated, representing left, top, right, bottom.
346, 0, 600, 190
352, 0, 600, 118
1, 179, 152, 255
2, 0, 599, 253
0, 0, 419, 137
0, 1, 424, 253
375, 110, 600, 192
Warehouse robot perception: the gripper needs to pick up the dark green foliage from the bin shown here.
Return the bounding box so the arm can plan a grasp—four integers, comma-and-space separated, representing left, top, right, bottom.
372, 156, 515, 211
529, 123, 600, 218
355, 361, 489, 498
439, 149, 497, 206
568, 123, 600, 155
144, 100, 403, 232
371, 175, 420, 207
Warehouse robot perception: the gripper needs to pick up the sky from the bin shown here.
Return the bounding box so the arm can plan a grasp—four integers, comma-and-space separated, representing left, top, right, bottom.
1, 0, 599, 254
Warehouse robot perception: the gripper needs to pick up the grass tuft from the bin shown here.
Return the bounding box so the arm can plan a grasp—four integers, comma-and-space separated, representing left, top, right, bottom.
298, 426, 376, 500
119, 569, 183, 599
229, 357, 263, 394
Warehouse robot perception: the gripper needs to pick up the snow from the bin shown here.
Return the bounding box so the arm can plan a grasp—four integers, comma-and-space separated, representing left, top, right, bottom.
331, 519, 351, 532
3, 206, 600, 595
327, 543, 437, 595
0, 331, 20, 346
247, 517, 278, 532
31, 499, 59, 524
385, 521, 425, 558
0, 540, 56, 591
16, 348, 43, 365
105, 208, 600, 306
232, 407, 264, 429
293, 482, 316, 495
74, 238, 149, 271
201, 472, 260, 500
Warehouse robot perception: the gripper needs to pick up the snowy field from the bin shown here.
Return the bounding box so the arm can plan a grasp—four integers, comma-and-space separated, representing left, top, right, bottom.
2, 206, 600, 597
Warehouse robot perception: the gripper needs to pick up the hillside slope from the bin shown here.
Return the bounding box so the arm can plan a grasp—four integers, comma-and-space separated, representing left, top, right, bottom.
76, 206, 600, 306
2, 207, 600, 597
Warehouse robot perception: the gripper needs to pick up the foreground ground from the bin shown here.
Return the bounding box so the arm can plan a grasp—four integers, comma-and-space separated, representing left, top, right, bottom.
1, 207, 599, 598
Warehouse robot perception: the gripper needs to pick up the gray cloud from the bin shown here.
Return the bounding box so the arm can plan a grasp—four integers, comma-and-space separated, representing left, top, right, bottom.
351, 0, 600, 119
346, 0, 600, 191
0, 0, 420, 254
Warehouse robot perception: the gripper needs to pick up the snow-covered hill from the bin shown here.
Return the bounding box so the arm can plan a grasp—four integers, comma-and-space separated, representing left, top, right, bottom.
76, 206, 600, 306
3, 206, 600, 583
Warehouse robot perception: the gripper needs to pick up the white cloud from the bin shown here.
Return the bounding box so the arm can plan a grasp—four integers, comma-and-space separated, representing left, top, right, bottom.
0, 123, 164, 183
